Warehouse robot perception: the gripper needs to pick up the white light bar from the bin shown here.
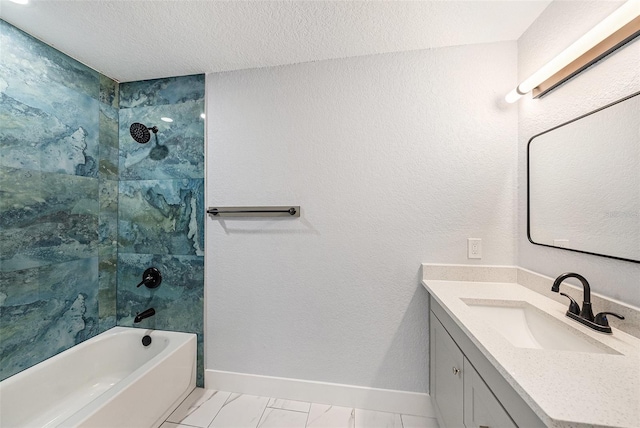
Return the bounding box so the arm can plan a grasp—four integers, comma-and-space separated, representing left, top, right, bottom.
506, 0, 640, 103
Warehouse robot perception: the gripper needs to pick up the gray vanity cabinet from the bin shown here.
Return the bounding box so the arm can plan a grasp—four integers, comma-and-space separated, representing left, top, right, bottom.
430, 309, 465, 427
463, 358, 516, 428
429, 298, 542, 428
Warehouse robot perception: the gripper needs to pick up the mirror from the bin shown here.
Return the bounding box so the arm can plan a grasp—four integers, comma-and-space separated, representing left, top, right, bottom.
528, 92, 640, 263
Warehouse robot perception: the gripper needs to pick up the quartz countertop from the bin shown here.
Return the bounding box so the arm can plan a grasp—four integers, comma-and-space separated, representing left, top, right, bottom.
422, 277, 640, 428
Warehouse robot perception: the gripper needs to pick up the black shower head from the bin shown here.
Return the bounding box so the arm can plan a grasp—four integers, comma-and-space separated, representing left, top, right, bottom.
129, 123, 158, 144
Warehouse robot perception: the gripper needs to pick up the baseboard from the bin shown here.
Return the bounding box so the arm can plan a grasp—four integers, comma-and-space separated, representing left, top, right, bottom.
205, 369, 434, 417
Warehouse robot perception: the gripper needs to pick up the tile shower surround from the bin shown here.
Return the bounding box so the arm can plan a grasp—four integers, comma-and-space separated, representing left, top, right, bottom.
117, 74, 205, 386
0, 19, 205, 386
0, 20, 118, 380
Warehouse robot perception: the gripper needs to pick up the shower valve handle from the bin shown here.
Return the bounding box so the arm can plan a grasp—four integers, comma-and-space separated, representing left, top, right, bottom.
136, 267, 162, 289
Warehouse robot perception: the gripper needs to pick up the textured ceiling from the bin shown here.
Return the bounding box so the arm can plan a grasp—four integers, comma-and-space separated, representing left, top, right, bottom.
0, 0, 551, 82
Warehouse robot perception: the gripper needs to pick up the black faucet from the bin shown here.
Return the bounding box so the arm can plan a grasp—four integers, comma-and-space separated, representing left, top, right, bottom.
552, 272, 624, 333
552, 272, 594, 320
134, 308, 156, 323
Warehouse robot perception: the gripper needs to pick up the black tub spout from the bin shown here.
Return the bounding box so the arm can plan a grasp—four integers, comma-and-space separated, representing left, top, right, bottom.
134, 308, 155, 323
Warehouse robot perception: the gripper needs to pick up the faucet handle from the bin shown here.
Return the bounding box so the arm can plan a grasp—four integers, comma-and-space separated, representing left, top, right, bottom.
136, 267, 162, 289
594, 311, 625, 328
560, 292, 580, 315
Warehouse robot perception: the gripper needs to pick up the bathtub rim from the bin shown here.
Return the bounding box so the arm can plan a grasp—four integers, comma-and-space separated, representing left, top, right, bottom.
60, 327, 197, 427
0, 326, 197, 428
0, 326, 192, 386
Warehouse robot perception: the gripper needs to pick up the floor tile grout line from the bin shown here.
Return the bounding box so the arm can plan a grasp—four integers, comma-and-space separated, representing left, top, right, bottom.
205, 391, 231, 428
255, 399, 269, 428
173, 422, 205, 428
266, 406, 310, 414
304, 403, 312, 428
166, 389, 199, 425
169, 390, 216, 426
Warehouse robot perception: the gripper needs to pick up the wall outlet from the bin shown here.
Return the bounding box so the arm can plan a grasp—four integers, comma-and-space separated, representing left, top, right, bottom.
468, 238, 482, 259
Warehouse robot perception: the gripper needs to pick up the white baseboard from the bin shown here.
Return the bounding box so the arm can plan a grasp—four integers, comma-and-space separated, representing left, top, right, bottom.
205, 369, 434, 417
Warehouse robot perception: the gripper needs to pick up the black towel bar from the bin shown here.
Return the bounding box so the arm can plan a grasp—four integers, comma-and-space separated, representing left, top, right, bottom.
207, 206, 300, 218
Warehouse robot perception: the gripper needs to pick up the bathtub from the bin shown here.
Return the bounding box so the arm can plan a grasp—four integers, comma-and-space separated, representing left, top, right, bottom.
0, 327, 196, 428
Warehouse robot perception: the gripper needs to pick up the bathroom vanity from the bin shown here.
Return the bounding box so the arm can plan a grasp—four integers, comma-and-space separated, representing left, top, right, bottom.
429, 300, 542, 428
422, 264, 640, 428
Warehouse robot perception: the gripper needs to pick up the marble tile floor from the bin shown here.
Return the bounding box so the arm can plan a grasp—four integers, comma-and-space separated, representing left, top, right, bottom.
161, 388, 439, 428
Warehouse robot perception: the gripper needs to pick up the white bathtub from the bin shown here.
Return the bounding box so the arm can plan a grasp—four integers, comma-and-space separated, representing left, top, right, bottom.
0, 327, 196, 428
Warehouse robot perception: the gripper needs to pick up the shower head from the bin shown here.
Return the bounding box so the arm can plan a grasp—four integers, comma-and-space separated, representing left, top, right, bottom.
129, 123, 158, 144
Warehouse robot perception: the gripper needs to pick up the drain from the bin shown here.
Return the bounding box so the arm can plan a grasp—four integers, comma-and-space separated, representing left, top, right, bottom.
142, 335, 152, 346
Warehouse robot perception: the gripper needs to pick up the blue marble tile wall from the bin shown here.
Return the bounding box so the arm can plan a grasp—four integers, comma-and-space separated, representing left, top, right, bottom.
0, 20, 119, 381
117, 74, 205, 386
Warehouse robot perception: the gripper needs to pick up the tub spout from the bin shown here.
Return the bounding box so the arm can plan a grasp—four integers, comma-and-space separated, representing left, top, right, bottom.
134, 308, 155, 323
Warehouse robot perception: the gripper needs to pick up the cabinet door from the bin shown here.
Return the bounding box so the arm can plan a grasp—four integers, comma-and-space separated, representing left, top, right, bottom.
463, 358, 517, 428
430, 313, 464, 428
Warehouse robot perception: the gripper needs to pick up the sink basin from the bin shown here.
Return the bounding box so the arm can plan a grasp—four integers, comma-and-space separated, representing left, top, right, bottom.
462, 299, 619, 354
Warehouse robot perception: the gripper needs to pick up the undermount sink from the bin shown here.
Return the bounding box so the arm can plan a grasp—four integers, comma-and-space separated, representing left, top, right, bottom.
461, 299, 619, 355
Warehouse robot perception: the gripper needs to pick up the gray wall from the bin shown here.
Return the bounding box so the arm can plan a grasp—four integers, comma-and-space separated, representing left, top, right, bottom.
205, 41, 518, 392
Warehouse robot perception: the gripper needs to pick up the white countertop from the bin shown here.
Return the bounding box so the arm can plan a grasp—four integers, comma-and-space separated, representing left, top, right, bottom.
422, 278, 640, 428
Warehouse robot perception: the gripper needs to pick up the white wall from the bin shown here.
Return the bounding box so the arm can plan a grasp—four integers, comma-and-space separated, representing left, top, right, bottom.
517, 1, 640, 307
205, 42, 517, 392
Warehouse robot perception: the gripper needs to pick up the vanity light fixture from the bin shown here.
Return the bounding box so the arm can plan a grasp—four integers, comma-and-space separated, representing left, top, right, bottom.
506, 0, 640, 103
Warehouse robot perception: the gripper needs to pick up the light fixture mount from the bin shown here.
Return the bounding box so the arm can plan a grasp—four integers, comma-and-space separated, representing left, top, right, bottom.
532, 15, 640, 99
506, 0, 640, 103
